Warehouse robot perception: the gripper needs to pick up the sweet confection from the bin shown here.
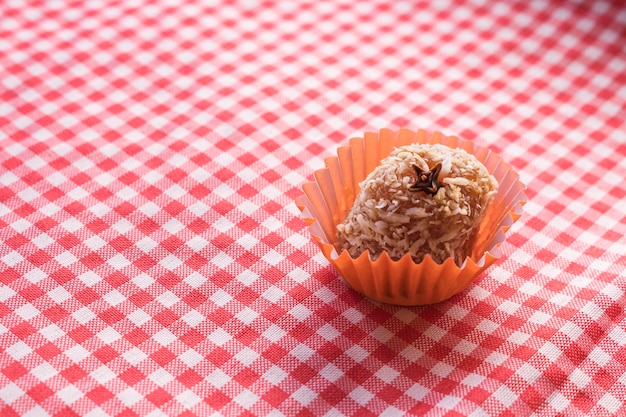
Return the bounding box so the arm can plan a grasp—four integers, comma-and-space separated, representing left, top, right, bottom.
336, 143, 498, 266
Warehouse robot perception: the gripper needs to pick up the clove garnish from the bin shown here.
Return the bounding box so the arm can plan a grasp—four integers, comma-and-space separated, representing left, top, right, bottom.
409, 162, 443, 195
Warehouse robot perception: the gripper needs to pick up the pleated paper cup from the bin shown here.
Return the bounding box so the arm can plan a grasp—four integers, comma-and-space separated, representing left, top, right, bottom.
295, 128, 527, 306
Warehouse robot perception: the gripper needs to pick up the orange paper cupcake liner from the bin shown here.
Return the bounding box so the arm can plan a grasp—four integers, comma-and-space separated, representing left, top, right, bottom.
296, 128, 527, 306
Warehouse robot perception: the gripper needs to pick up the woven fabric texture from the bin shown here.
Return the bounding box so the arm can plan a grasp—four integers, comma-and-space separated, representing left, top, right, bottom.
1, 0, 625, 416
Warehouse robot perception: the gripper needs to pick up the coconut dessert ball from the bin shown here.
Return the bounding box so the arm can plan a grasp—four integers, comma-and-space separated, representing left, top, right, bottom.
336, 143, 498, 266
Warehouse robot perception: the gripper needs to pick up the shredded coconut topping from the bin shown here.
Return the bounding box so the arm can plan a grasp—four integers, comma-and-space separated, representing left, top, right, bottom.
336, 144, 498, 265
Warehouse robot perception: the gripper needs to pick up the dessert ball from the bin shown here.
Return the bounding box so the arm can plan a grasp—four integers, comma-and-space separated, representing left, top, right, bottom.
336, 143, 498, 266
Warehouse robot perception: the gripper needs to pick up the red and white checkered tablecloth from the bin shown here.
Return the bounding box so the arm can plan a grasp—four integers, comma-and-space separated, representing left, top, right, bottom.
1, 0, 625, 415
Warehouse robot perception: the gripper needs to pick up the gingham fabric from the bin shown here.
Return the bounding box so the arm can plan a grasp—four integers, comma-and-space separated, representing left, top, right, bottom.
1, 0, 625, 416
